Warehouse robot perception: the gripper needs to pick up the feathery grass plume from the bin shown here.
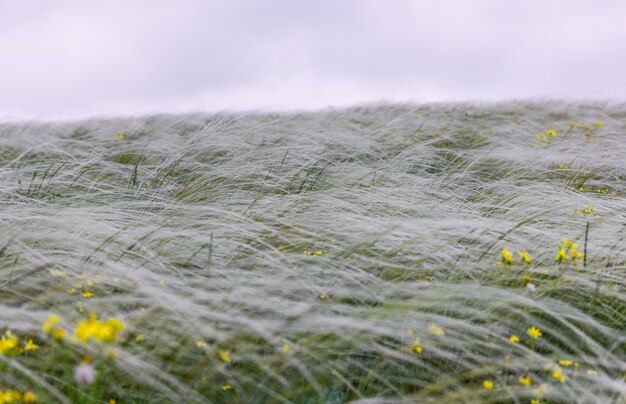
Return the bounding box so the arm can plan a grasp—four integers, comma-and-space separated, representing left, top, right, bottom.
0, 101, 624, 402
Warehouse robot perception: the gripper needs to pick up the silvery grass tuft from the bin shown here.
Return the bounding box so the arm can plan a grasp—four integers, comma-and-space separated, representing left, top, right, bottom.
0, 101, 625, 403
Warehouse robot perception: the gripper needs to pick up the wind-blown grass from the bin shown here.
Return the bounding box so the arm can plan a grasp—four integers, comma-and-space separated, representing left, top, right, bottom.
0, 101, 625, 403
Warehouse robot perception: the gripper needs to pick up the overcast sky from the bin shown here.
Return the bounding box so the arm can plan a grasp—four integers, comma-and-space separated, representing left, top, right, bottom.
1, 0, 625, 120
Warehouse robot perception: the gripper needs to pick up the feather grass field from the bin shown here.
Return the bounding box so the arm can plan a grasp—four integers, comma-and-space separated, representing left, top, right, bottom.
0, 101, 625, 403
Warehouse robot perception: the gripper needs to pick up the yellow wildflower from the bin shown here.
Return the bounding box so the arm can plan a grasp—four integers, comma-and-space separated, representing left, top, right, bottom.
24, 338, 40, 351
52, 328, 66, 340
135, 334, 144, 343
82, 291, 94, 298
42, 314, 60, 333
23, 391, 38, 403
115, 131, 125, 139
518, 375, 532, 386
482, 380, 494, 390
523, 274, 532, 282
219, 351, 231, 362
531, 400, 545, 404
559, 359, 573, 367
518, 250, 532, 264
410, 338, 422, 354
282, 343, 292, 352
75, 314, 124, 343
562, 239, 577, 249
527, 326, 542, 339
428, 323, 445, 336
509, 335, 520, 343
3, 390, 22, 402
319, 294, 328, 301
501, 248, 513, 264
556, 247, 568, 262
552, 369, 566, 383
547, 129, 557, 137
0, 331, 22, 356
222, 384, 232, 391
594, 121, 604, 127
195, 341, 206, 348
587, 369, 597, 376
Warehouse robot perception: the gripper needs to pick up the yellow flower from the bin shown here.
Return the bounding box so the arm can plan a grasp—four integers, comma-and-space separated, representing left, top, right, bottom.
428, 323, 445, 336
518, 250, 532, 264
552, 369, 566, 383
319, 294, 328, 301
501, 248, 513, 264
24, 338, 40, 351
531, 400, 545, 404
587, 369, 597, 376
82, 291, 94, 298
304, 249, 323, 256
527, 326, 542, 339
42, 314, 60, 333
547, 129, 557, 137
52, 328, 66, 340
75, 314, 124, 343
97, 318, 124, 343
115, 131, 125, 139
282, 343, 292, 352
523, 274, 532, 282
509, 335, 520, 343
3, 389, 22, 402
594, 121, 604, 127
556, 248, 568, 262
562, 239, 577, 249
135, 334, 144, 343
75, 315, 99, 342
222, 384, 232, 391
410, 338, 422, 353
482, 380, 494, 390
195, 341, 206, 348
23, 391, 38, 403
219, 351, 231, 362
559, 359, 573, 367
518, 375, 532, 386
0, 331, 22, 356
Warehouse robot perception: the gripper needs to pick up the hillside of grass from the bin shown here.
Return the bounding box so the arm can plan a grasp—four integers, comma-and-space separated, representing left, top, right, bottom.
0, 101, 625, 403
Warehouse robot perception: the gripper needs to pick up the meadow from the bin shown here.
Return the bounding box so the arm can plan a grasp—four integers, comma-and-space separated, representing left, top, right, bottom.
0, 101, 624, 403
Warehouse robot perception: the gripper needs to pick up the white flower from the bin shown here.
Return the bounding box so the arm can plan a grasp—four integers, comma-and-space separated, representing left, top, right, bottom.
526, 283, 536, 292
74, 362, 96, 385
